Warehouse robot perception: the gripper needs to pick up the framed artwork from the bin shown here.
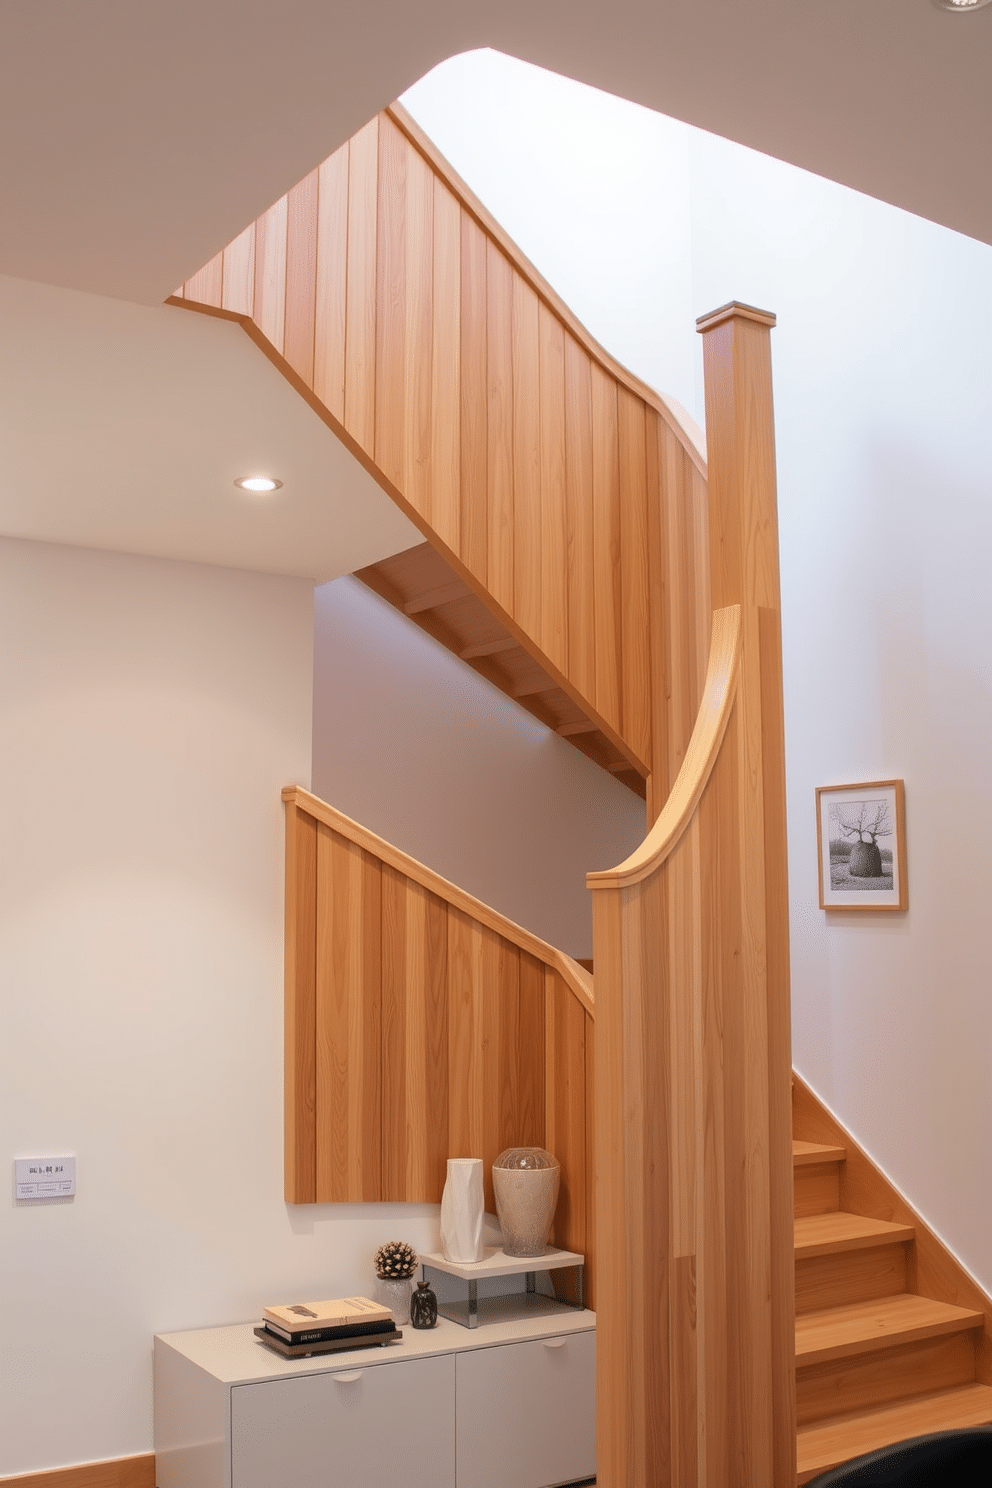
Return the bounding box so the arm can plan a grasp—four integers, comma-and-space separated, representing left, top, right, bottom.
816, 779, 907, 911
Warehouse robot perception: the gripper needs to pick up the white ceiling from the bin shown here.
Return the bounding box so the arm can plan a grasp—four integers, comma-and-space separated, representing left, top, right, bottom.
0, 274, 420, 580
0, 0, 989, 307
0, 0, 988, 580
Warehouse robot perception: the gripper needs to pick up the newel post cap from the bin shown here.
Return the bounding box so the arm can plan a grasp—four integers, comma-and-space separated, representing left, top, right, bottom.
696, 301, 777, 333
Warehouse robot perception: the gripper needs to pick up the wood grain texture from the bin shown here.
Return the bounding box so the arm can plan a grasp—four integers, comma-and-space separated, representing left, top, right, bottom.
284, 803, 317, 1203
588, 305, 794, 1487
176, 104, 703, 780
345, 116, 379, 456
221, 224, 255, 317
284, 789, 595, 1297
796, 1383, 992, 1485
284, 169, 318, 386
1, 1458, 156, 1488
313, 144, 349, 423
796, 1331, 977, 1427
315, 824, 382, 1202
486, 240, 514, 615
253, 195, 287, 355
793, 1070, 992, 1386
381, 866, 448, 1200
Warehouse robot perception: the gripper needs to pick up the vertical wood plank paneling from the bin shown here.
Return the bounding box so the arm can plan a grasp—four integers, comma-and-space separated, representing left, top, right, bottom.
539, 306, 568, 677
446, 908, 485, 1164
284, 169, 319, 386
584, 1008, 596, 1311
315, 825, 382, 1202
375, 114, 407, 491
345, 117, 379, 457
512, 276, 542, 644
486, 241, 514, 613
253, 195, 288, 355
381, 866, 448, 1200
313, 144, 349, 423
284, 804, 317, 1203
544, 970, 585, 1254
431, 182, 461, 553
517, 952, 547, 1150
221, 224, 255, 317
645, 412, 669, 823
591, 364, 623, 733
459, 211, 488, 583
618, 387, 651, 766
564, 337, 596, 705
484, 930, 520, 1213
402, 143, 434, 516
184, 249, 223, 308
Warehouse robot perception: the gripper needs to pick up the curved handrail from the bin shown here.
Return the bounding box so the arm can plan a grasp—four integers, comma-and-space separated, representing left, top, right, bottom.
387, 102, 707, 477
282, 785, 594, 1018
585, 603, 742, 891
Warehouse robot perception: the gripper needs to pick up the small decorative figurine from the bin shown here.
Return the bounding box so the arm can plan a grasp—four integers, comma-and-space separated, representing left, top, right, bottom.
410, 1278, 438, 1330
373, 1240, 419, 1326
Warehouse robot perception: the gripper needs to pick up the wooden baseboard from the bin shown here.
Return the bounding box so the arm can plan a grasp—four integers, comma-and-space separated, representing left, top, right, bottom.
0, 1455, 155, 1488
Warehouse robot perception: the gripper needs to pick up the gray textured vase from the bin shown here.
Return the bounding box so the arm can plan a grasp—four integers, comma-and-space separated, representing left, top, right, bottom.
492, 1147, 561, 1257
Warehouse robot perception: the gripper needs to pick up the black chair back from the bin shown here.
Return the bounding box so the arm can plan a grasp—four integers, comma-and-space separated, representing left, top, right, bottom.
807, 1426, 992, 1486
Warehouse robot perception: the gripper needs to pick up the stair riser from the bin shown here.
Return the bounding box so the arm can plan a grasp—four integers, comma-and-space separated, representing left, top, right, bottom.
796, 1330, 977, 1426
797, 1243, 908, 1315
794, 1161, 841, 1219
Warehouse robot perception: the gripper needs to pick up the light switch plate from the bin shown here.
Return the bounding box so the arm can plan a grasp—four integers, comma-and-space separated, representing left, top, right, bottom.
15, 1155, 76, 1200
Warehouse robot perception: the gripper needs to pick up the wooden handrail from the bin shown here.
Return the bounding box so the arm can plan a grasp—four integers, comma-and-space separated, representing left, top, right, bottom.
386, 102, 708, 478
282, 785, 594, 1018
586, 602, 741, 891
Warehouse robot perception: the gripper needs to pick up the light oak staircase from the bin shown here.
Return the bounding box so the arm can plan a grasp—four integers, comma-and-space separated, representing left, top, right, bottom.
792, 1110, 992, 1482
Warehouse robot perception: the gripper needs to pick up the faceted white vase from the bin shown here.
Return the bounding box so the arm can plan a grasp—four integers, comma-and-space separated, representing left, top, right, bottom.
439, 1157, 484, 1263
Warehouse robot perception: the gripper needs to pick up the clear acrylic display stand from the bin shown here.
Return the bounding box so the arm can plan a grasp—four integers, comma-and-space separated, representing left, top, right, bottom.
419, 1245, 585, 1329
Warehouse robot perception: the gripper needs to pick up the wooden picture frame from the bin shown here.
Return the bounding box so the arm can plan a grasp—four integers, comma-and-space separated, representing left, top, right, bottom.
816, 779, 907, 911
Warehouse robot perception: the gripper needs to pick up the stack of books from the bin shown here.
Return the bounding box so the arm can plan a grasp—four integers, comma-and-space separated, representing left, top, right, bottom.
254, 1296, 400, 1358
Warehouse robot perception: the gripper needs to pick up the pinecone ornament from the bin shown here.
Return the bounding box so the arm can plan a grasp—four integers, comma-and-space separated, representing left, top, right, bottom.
374, 1240, 418, 1280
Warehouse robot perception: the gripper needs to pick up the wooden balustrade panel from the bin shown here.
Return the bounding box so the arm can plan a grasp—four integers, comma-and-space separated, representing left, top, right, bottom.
380, 865, 449, 1202
315, 823, 382, 1203
174, 105, 712, 801
284, 790, 596, 1296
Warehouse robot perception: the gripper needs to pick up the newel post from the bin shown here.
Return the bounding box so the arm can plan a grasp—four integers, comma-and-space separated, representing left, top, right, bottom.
696, 300, 796, 1486
589, 302, 794, 1488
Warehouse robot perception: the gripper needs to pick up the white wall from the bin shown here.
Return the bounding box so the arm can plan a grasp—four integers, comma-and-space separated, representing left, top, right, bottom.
687, 129, 992, 1295
312, 577, 646, 960
0, 539, 436, 1476
402, 49, 698, 420
404, 51, 992, 1295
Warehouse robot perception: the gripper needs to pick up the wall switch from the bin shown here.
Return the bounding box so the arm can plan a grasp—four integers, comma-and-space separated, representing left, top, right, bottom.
15, 1155, 75, 1200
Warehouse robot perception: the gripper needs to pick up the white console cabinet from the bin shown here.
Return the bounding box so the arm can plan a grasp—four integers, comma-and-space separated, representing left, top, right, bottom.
154, 1311, 595, 1488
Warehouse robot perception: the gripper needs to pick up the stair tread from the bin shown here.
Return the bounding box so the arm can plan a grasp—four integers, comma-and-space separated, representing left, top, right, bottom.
794, 1139, 847, 1167
795, 1210, 915, 1258
796, 1382, 992, 1484
796, 1292, 984, 1367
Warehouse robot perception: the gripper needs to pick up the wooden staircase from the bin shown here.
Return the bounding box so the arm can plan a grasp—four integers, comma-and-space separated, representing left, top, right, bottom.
793, 1132, 992, 1483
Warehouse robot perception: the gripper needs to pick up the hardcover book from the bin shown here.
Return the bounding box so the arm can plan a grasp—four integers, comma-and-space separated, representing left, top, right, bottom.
262, 1297, 392, 1334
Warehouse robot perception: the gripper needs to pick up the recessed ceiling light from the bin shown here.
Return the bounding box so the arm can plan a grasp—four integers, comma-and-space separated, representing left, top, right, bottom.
234, 475, 283, 493
931, 0, 992, 11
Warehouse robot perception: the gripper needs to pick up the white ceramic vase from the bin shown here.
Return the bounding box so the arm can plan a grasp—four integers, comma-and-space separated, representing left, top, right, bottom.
439, 1157, 484, 1263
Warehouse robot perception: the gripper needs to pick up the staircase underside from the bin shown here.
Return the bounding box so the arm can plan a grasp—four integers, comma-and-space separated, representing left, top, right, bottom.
357, 542, 647, 795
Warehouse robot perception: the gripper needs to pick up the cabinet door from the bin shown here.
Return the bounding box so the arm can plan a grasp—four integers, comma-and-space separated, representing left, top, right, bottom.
231, 1353, 455, 1488
456, 1332, 596, 1488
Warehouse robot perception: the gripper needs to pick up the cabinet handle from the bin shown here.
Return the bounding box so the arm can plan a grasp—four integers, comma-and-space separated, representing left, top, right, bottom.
542, 1339, 567, 1350
332, 1370, 364, 1383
